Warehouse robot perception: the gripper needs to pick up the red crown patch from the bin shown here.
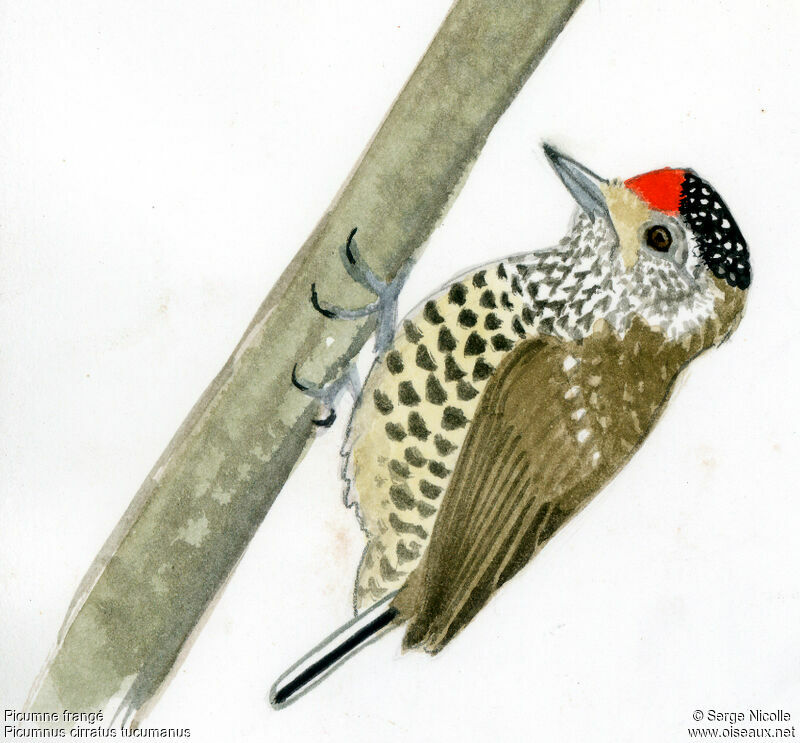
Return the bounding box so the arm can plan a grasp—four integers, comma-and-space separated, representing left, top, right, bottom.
624, 168, 686, 215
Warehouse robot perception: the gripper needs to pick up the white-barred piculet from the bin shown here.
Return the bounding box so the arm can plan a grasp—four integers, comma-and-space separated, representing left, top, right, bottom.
271, 144, 750, 707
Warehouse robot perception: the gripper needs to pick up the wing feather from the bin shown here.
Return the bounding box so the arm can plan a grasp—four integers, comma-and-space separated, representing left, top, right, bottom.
394, 320, 689, 653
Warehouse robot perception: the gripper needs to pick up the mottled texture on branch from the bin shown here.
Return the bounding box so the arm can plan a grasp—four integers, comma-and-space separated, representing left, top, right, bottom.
28, 0, 584, 723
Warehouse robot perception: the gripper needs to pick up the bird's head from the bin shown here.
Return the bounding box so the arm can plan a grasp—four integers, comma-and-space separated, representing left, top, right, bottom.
543, 143, 750, 343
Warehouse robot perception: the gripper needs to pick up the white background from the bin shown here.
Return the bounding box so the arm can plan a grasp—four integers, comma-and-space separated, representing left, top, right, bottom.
2, 1, 799, 740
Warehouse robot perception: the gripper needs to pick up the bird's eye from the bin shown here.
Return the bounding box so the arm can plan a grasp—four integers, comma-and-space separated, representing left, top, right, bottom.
645, 225, 672, 252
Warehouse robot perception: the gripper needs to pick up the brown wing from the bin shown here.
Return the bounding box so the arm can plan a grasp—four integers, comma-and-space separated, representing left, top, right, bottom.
393, 319, 699, 653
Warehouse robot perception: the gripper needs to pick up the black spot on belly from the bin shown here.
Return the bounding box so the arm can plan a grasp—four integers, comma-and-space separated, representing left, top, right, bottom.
398, 381, 421, 406
404, 446, 426, 467
473, 358, 494, 381
389, 483, 415, 510
521, 306, 535, 325
389, 459, 410, 479
408, 411, 431, 440
425, 374, 448, 405
491, 334, 514, 352
416, 344, 437, 371
472, 271, 487, 288
423, 301, 444, 325
511, 275, 523, 295
438, 326, 457, 353
501, 292, 513, 310
448, 283, 467, 306
419, 480, 443, 499
512, 317, 526, 337
417, 501, 437, 518
380, 556, 401, 581
404, 320, 423, 343
389, 512, 428, 539
497, 263, 507, 279
442, 406, 468, 430
386, 351, 404, 375
428, 460, 450, 478
444, 355, 466, 381
385, 422, 407, 441
458, 308, 477, 328
484, 313, 502, 330
464, 332, 487, 356
434, 434, 456, 456
479, 290, 497, 309
396, 540, 421, 565
456, 380, 479, 400
373, 390, 393, 415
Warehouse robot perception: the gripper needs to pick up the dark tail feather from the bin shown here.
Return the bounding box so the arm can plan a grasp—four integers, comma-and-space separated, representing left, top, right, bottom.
269, 592, 399, 709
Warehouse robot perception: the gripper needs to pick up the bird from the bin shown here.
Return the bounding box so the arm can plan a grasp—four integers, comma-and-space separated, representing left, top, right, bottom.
271, 143, 751, 707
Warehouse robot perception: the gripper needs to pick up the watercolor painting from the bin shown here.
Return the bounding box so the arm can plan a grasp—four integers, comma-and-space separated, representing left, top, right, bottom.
271, 144, 750, 706
2, 1, 798, 741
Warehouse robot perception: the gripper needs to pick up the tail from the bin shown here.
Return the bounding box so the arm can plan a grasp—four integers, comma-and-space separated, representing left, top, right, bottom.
269, 592, 399, 709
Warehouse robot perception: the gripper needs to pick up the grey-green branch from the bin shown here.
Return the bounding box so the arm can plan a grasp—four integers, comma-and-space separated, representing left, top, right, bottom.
27, 0, 583, 723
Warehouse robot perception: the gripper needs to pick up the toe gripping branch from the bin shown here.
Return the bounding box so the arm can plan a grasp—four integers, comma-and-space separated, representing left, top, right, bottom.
310, 227, 413, 354
297, 227, 413, 427
291, 363, 359, 428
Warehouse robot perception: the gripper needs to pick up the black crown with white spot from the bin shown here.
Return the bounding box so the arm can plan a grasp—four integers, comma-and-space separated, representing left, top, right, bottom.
679, 171, 751, 289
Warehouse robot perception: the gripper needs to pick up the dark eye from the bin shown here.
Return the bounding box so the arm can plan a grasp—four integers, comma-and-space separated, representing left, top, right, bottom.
646, 225, 672, 252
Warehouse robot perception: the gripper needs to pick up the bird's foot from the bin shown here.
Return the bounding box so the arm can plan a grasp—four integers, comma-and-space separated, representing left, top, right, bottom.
311, 227, 413, 353
291, 363, 360, 428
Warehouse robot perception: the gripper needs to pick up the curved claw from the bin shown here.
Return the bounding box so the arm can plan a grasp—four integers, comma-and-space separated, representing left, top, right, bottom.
310, 282, 381, 321
339, 229, 384, 295
310, 283, 337, 319
312, 409, 337, 428
344, 227, 359, 265
291, 364, 310, 392
293, 364, 338, 427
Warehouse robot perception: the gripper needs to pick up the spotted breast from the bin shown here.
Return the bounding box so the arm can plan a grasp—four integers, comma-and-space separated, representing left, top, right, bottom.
343, 210, 622, 611
342, 262, 527, 609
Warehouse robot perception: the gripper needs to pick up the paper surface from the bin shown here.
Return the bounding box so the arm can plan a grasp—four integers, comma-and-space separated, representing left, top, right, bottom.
2, 1, 798, 740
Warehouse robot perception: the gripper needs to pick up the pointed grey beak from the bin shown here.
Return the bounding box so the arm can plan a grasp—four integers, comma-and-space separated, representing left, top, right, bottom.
543, 143, 610, 222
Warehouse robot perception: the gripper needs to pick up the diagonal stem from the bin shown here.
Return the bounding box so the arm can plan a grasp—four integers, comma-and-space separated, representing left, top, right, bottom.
27, 0, 584, 725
